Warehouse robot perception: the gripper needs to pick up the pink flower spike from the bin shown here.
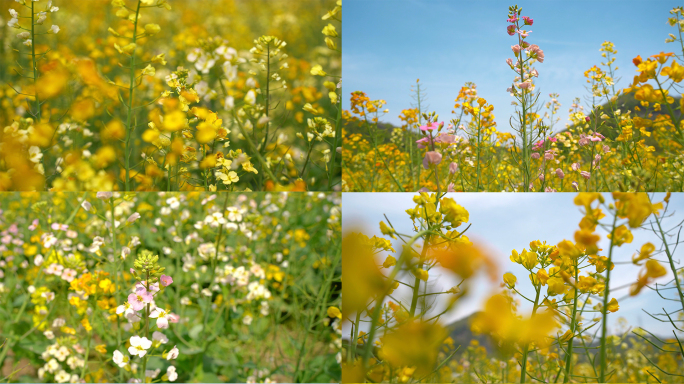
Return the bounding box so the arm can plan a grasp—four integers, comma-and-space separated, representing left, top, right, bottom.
160, 275, 173, 287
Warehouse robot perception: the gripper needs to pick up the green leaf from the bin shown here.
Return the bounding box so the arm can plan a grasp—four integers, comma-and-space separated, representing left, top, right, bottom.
189, 324, 204, 339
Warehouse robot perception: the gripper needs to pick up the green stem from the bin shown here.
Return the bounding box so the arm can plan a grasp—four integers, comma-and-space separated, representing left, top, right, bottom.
520, 284, 541, 383
653, 208, 684, 312
563, 260, 580, 382
124, 0, 143, 191
599, 213, 619, 382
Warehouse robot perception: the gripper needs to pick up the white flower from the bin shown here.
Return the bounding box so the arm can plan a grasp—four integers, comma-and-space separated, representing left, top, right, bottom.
61, 268, 77, 282
35, 12, 47, 25
127, 212, 141, 223
244, 89, 256, 105
49, 25, 60, 34
150, 308, 170, 329
243, 315, 252, 325
146, 369, 161, 379
8, 18, 19, 29
226, 207, 242, 222
17, 31, 31, 40
55, 370, 70, 383
43, 330, 55, 339
130, 236, 141, 247
9, 9, 18, 18
46, 263, 63, 275
81, 200, 92, 211
166, 366, 178, 382
23, 39, 33, 47
96, 191, 113, 200
54, 346, 70, 361
46, 358, 60, 373
166, 345, 179, 360
204, 212, 226, 228
128, 336, 152, 357
52, 318, 66, 328
113, 350, 129, 368
66, 356, 84, 370
152, 331, 168, 344
121, 246, 131, 260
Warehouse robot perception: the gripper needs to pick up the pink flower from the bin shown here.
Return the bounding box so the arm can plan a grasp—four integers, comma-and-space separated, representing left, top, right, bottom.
168, 313, 180, 323
578, 134, 590, 146
527, 44, 544, 63
571, 181, 579, 191
518, 81, 531, 89
523, 16, 533, 25
29, 219, 39, 231
136, 281, 160, 293
507, 15, 519, 23
531, 153, 540, 160
415, 137, 432, 149
555, 168, 565, 179
532, 140, 544, 151
539, 173, 545, 181
511, 44, 521, 55
603, 145, 610, 153
160, 275, 173, 287
544, 151, 554, 161
128, 287, 154, 311
507, 25, 516, 36
571, 162, 580, 171
506, 58, 513, 67
447, 183, 455, 192
61, 268, 77, 282
418, 187, 430, 192
580, 171, 591, 180
423, 151, 442, 169
434, 133, 456, 144
530, 69, 539, 77
517, 29, 531, 38
419, 121, 442, 132
585, 116, 591, 123
448, 162, 459, 175
593, 154, 601, 167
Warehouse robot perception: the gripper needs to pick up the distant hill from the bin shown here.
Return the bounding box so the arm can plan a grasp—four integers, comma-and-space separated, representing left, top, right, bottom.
344, 93, 682, 146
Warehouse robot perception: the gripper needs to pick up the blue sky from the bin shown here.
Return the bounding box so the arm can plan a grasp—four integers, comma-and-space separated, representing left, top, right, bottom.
343, 0, 682, 131
343, 192, 684, 337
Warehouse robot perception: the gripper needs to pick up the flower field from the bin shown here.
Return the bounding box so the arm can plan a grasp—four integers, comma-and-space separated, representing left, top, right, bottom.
342, 192, 684, 383
0, 191, 341, 383
342, 5, 684, 192
0, 0, 341, 192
